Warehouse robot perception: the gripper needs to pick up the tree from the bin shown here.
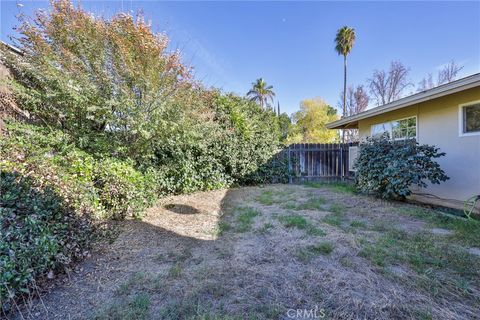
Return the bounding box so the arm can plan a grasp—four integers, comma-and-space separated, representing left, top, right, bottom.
1, 0, 285, 180
246, 78, 275, 109
438, 60, 463, 85
417, 73, 435, 92
286, 98, 339, 144
368, 61, 412, 106
338, 85, 369, 142
277, 112, 292, 142
334, 26, 356, 118
418, 60, 464, 91
2, 0, 192, 159
339, 85, 369, 116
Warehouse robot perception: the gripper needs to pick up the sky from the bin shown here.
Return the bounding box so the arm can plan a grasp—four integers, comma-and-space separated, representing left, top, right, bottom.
1, 1, 479, 115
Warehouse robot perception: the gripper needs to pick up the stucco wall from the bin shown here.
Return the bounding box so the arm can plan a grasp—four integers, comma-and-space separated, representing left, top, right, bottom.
358, 87, 480, 202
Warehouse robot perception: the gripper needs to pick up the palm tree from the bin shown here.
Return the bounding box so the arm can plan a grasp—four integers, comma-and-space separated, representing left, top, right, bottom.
334, 26, 356, 118
246, 78, 275, 109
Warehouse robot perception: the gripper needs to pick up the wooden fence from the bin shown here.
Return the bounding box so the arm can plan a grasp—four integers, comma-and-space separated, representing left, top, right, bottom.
285, 143, 357, 183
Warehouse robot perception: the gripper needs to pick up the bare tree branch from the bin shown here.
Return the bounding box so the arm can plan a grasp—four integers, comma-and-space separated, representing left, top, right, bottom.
368, 61, 412, 106
417, 73, 434, 92
337, 85, 369, 142
339, 85, 369, 116
418, 60, 464, 92
437, 60, 463, 85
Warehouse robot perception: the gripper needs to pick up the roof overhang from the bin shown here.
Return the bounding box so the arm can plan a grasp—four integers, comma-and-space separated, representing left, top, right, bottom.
327, 73, 480, 129
0, 41, 23, 56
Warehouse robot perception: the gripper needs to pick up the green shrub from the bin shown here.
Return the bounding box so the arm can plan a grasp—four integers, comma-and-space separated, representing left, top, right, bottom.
355, 134, 449, 199
0, 122, 159, 310
93, 158, 157, 219
151, 134, 233, 194
240, 155, 289, 185
147, 94, 288, 194
0, 123, 105, 218
0, 171, 95, 309
0, 122, 156, 220
308, 242, 334, 255
203, 94, 288, 187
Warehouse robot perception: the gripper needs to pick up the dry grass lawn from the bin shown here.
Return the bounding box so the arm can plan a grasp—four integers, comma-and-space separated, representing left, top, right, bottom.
14, 184, 480, 320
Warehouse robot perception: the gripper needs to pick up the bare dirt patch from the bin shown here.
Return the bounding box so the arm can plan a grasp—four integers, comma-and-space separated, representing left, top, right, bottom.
14, 185, 480, 320
468, 247, 480, 257
430, 227, 454, 236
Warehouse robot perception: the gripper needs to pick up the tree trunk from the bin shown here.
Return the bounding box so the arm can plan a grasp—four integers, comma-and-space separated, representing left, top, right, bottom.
341, 55, 347, 146
343, 55, 347, 118
341, 55, 347, 179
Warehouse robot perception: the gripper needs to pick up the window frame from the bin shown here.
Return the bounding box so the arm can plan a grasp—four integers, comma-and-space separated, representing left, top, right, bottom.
458, 100, 480, 137
370, 115, 418, 141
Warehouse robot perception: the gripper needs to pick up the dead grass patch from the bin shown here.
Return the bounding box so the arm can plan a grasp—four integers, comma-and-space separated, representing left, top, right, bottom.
15, 185, 480, 320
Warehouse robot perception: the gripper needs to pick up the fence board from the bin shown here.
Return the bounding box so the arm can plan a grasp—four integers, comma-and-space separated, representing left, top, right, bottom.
284, 143, 357, 182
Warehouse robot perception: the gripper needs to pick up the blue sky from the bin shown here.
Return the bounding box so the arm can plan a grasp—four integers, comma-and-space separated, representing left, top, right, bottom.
1, 1, 479, 115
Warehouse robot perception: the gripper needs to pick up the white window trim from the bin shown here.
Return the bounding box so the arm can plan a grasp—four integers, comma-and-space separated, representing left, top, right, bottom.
370, 115, 418, 141
459, 100, 480, 137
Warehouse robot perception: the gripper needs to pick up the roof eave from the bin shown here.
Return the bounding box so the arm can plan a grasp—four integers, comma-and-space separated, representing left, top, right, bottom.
0, 41, 23, 56
326, 73, 480, 129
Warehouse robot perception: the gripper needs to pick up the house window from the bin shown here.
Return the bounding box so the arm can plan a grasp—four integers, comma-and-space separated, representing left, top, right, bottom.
371, 116, 417, 140
460, 102, 480, 136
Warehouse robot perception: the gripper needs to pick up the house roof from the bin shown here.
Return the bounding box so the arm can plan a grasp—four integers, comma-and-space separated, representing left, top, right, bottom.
326, 73, 480, 129
0, 41, 23, 56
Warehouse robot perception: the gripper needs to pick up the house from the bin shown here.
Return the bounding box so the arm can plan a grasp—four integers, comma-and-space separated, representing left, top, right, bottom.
326, 73, 480, 211
1, 41, 27, 131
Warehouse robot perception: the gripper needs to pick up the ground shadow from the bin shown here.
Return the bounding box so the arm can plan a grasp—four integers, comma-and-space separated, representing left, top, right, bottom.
13, 186, 296, 319
163, 203, 200, 215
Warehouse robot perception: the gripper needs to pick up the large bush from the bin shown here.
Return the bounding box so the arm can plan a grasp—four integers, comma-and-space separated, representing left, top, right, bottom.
0, 172, 94, 311
0, 123, 104, 218
0, 122, 160, 307
210, 94, 285, 183
0, 0, 287, 192
355, 134, 449, 199
139, 93, 287, 194
93, 159, 157, 219
2, 0, 191, 160
0, 0, 288, 310
0, 122, 157, 219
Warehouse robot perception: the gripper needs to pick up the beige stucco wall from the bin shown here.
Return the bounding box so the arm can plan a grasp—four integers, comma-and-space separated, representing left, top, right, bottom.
358, 87, 480, 202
